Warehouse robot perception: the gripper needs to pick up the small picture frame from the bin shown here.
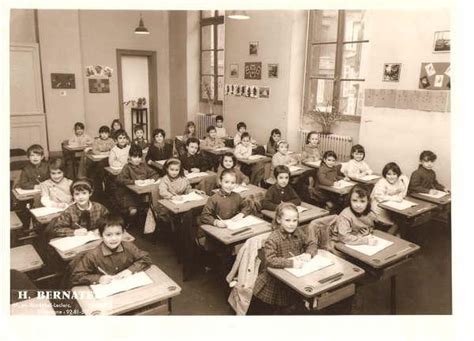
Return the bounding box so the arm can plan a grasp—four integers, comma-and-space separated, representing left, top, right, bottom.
249, 41, 259, 56
268, 64, 279, 78
230, 64, 239, 78
51, 73, 76, 89
382, 63, 401, 82
259, 86, 270, 99
433, 31, 450, 53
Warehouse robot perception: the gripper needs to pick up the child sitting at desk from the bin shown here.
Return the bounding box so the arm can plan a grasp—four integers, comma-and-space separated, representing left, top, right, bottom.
91, 125, 115, 155
201, 125, 226, 170
234, 132, 253, 159
78, 125, 115, 179
234, 132, 265, 185
69, 214, 151, 286
132, 125, 148, 151
249, 203, 316, 315
116, 145, 160, 219
216, 152, 249, 187
110, 119, 124, 141
180, 137, 210, 173
301, 131, 321, 164
17, 144, 49, 190
343, 144, 373, 179
408, 150, 449, 194
215, 115, 227, 139
45, 177, 109, 240
331, 184, 378, 245
108, 129, 130, 169
262, 165, 301, 211
40, 158, 73, 208
145, 128, 173, 174
266, 128, 282, 156
68, 122, 93, 147
268, 140, 297, 183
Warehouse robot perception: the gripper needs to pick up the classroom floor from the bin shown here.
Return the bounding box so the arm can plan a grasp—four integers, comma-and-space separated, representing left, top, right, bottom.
130, 217, 452, 315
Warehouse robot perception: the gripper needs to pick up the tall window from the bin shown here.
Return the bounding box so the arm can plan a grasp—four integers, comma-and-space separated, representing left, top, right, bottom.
200, 11, 225, 105
304, 10, 368, 119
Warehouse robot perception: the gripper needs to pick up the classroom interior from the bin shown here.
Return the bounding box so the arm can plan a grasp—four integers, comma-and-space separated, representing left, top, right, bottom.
9, 9, 451, 315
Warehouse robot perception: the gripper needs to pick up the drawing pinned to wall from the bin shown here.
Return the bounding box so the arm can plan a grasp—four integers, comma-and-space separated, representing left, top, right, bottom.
268, 64, 279, 78
419, 62, 450, 90
244, 62, 262, 80
259, 86, 270, 98
225, 84, 230, 95
235, 84, 241, 96
51, 73, 76, 89
382, 63, 401, 82
230, 64, 239, 78
433, 31, 450, 53
251, 85, 258, 98
86, 65, 113, 78
249, 42, 258, 55
89, 78, 110, 93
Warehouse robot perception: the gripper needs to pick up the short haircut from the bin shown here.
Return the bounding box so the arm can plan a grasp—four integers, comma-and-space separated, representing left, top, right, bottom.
99, 214, 125, 236
186, 136, 200, 147
241, 132, 251, 140
111, 119, 122, 129
184, 121, 196, 135
164, 158, 185, 178
269, 129, 281, 145
350, 144, 366, 159
74, 122, 85, 130
26, 144, 44, 156
99, 125, 110, 134
276, 140, 289, 149
134, 125, 144, 133
273, 165, 290, 178
115, 129, 128, 139
273, 202, 299, 227
323, 150, 337, 160
129, 144, 143, 158
420, 150, 437, 162
237, 122, 247, 130
207, 125, 216, 133
220, 168, 237, 181
220, 152, 236, 169
70, 177, 94, 195
382, 162, 402, 177
49, 158, 66, 172
348, 184, 372, 216
152, 128, 166, 139
216, 115, 224, 122
305, 131, 319, 145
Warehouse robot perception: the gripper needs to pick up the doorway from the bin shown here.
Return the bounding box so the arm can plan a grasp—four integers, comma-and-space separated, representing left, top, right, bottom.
116, 49, 158, 141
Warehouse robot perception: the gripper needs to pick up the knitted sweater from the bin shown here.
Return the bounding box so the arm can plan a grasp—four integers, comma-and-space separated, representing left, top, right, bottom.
108, 145, 130, 169
262, 184, 301, 211
331, 207, 377, 245
199, 190, 252, 225
408, 165, 445, 193
234, 143, 253, 159
40, 178, 73, 207
117, 162, 159, 185
91, 137, 115, 154
69, 133, 93, 147
317, 163, 344, 186
216, 165, 249, 185
145, 142, 173, 162
344, 159, 373, 178
180, 153, 209, 172
201, 136, 225, 149
158, 175, 193, 199
371, 175, 409, 224
301, 144, 321, 163
18, 162, 49, 189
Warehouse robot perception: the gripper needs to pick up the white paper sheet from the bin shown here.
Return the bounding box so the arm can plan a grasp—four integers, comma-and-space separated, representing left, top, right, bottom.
247, 155, 264, 160
214, 147, 230, 152
344, 235, 394, 256
418, 191, 448, 199
297, 206, 308, 213
383, 199, 417, 210
185, 172, 209, 179
224, 215, 264, 230
359, 174, 381, 181
170, 192, 203, 204
135, 179, 158, 187
289, 165, 303, 173
305, 160, 321, 168
30, 206, 65, 217
15, 188, 41, 195
285, 254, 334, 277
334, 180, 355, 188
90, 271, 153, 299
49, 232, 101, 252
232, 185, 248, 193
155, 160, 166, 166
90, 154, 109, 160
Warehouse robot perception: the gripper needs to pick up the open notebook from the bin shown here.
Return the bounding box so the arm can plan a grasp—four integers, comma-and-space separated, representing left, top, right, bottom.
155, 160, 166, 166
334, 180, 355, 188
247, 155, 264, 160
232, 185, 248, 193
383, 199, 417, 210
15, 188, 41, 195
170, 192, 203, 204
186, 172, 209, 179
90, 271, 153, 299
90, 153, 109, 160
49, 232, 101, 252
224, 215, 264, 230
135, 179, 159, 187
285, 254, 334, 278
345, 235, 394, 256
30, 206, 65, 218
288, 165, 303, 173
418, 190, 448, 199
305, 160, 321, 168
296, 206, 308, 213
359, 174, 380, 181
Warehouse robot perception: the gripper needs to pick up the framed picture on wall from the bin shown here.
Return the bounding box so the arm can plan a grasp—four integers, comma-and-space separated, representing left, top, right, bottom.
230, 64, 239, 78
268, 64, 279, 78
249, 41, 258, 55
51, 73, 76, 89
259, 86, 270, 98
382, 63, 401, 82
89, 78, 110, 93
244, 62, 262, 80
433, 31, 450, 53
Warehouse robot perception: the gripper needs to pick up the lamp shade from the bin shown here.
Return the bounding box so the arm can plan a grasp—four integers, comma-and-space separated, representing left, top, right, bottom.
135, 15, 150, 35
227, 10, 250, 20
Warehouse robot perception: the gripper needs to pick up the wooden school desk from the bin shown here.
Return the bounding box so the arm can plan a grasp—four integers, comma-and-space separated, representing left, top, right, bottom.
302, 160, 321, 169
86, 152, 109, 162
211, 184, 266, 199
201, 146, 234, 156
11, 297, 56, 315
72, 265, 182, 315
11, 244, 44, 273
12, 188, 41, 202
200, 220, 273, 246
261, 202, 329, 224
158, 194, 209, 214
334, 230, 420, 314
126, 181, 160, 197
64, 145, 87, 178
104, 166, 122, 176
149, 159, 166, 171
237, 155, 271, 165
289, 164, 313, 178
186, 170, 217, 185
410, 192, 451, 221
30, 207, 64, 225
51, 231, 135, 262
11, 211, 23, 230
379, 196, 437, 230
318, 181, 356, 196
349, 174, 382, 186
63, 144, 86, 153
267, 250, 365, 311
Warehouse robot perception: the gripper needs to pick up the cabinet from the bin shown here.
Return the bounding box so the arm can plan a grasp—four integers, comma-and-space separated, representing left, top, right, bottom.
131, 107, 148, 140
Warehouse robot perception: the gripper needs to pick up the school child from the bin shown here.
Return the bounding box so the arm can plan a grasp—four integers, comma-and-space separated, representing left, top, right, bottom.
271, 140, 297, 170
371, 162, 408, 235
69, 214, 152, 286
40, 158, 73, 208
344, 144, 373, 179
215, 115, 227, 139
249, 203, 317, 314
301, 131, 322, 164
77, 125, 115, 179
91, 125, 115, 155
179, 137, 210, 173
108, 129, 130, 169
266, 128, 282, 156
201, 125, 225, 149
116, 145, 160, 218
234, 132, 253, 159
331, 184, 379, 245
262, 165, 301, 211
314, 151, 348, 210
182, 121, 197, 142
233, 121, 247, 146
68, 122, 93, 147
110, 119, 124, 141
216, 152, 250, 186
408, 150, 449, 194
132, 125, 148, 151
145, 128, 173, 173
158, 158, 200, 200
45, 177, 109, 240
17, 144, 49, 189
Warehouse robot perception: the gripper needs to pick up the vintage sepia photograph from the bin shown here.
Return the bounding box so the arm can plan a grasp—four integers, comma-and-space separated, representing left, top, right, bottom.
5, 3, 465, 340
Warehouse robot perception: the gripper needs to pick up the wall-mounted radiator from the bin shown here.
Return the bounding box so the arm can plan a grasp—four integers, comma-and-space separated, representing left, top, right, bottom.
299, 130, 353, 162
195, 113, 217, 139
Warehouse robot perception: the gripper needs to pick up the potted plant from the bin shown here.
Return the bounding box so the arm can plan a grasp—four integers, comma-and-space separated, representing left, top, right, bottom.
123, 97, 147, 108
202, 81, 214, 115
307, 102, 345, 134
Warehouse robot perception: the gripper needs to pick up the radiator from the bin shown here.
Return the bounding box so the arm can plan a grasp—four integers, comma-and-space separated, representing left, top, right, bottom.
299, 130, 353, 162
195, 113, 217, 139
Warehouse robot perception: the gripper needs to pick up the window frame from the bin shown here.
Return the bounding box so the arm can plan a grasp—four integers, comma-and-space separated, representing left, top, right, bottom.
200, 11, 225, 105
303, 10, 369, 122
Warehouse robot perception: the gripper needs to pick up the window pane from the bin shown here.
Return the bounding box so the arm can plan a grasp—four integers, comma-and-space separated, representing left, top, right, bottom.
217, 23, 225, 50
308, 79, 334, 111
202, 11, 215, 19
201, 25, 214, 50
217, 51, 224, 76
344, 10, 367, 41
311, 10, 338, 43
217, 76, 224, 101
341, 43, 365, 79
310, 44, 336, 78
201, 51, 214, 75
338, 81, 363, 116
201, 76, 215, 100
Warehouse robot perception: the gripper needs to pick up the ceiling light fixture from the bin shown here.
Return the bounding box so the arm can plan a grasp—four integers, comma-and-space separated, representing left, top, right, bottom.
227, 10, 250, 20
134, 13, 150, 35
